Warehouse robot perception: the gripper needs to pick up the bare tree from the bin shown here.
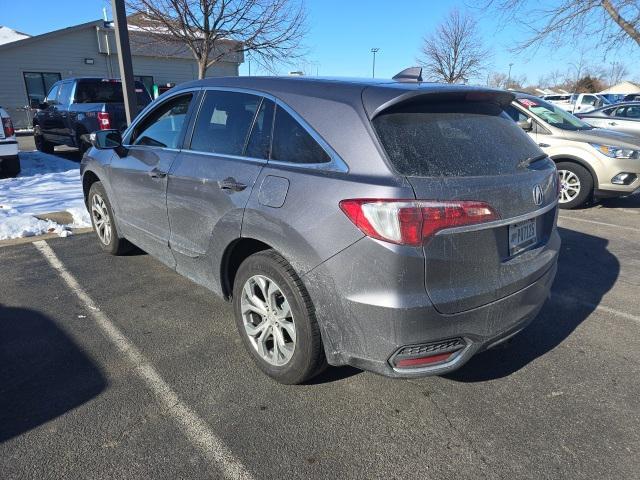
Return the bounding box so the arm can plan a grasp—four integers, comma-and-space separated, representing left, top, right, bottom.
487, 71, 526, 89
418, 9, 491, 83
125, 0, 307, 79
608, 61, 629, 85
482, 0, 640, 53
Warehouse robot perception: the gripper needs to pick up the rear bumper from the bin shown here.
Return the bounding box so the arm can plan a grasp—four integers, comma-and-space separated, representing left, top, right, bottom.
303, 232, 559, 378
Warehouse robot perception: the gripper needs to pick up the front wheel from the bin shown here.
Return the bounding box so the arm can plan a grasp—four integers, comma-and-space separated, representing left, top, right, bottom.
88, 182, 131, 255
33, 125, 54, 154
232, 250, 326, 384
556, 162, 594, 209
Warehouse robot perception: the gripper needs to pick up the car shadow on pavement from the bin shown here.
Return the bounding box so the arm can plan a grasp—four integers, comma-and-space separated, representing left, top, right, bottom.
0, 305, 106, 442
597, 194, 640, 209
445, 226, 619, 383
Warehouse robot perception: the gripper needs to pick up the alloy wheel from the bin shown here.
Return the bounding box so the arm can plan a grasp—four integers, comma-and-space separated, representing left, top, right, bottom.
91, 193, 112, 246
240, 274, 296, 366
558, 169, 581, 203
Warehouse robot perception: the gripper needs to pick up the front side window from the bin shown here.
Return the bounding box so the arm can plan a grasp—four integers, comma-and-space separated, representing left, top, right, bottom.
271, 106, 330, 164
516, 97, 592, 131
190, 90, 260, 156
131, 93, 193, 148
45, 84, 61, 104
504, 105, 529, 123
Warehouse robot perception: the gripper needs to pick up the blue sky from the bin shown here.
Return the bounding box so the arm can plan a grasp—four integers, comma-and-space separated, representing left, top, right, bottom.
3, 0, 638, 84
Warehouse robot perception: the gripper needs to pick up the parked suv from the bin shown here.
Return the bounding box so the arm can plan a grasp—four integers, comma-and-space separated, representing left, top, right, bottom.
81, 76, 560, 384
0, 106, 19, 178
33, 77, 152, 154
507, 93, 640, 208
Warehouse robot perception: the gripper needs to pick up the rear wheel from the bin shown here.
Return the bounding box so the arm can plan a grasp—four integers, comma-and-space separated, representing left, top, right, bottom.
88, 182, 131, 255
33, 125, 54, 154
232, 250, 326, 384
0, 155, 20, 178
556, 162, 593, 209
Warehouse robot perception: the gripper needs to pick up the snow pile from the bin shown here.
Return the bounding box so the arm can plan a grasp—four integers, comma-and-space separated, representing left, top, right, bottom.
0, 26, 30, 46
0, 151, 91, 240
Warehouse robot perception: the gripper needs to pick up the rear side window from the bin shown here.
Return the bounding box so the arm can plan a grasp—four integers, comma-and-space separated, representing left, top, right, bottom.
190, 90, 260, 156
245, 98, 275, 159
271, 106, 330, 164
372, 102, 541, 177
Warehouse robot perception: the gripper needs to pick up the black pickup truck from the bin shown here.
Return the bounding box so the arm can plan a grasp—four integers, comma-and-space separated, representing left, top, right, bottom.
33, 77, 152, 153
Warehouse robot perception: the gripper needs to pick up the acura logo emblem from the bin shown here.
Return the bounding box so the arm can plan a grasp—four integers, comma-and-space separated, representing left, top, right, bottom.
533, 184, 543, 206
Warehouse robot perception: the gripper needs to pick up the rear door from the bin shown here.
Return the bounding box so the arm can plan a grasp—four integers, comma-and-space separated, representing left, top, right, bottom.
607, 105, 640, 135
166, 89, 267, 282
108, 91, 197, 264
369, 94, 559, 314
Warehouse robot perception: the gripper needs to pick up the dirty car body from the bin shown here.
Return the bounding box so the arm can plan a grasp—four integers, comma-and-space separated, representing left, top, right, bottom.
81, 76, 560, 380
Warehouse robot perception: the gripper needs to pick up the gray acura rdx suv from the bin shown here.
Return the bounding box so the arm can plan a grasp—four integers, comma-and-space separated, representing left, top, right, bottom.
81, 71, 560, 384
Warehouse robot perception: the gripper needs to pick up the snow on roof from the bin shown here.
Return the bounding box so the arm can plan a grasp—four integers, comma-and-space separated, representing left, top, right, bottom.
0, 26, 31, 45
599, 81, 640, 94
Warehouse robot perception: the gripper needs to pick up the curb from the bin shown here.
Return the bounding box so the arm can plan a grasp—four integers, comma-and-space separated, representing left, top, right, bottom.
0, 227, 93, 248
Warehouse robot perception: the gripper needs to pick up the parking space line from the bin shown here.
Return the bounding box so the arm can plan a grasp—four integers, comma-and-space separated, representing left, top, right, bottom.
558, 215, 640, 233
554, 293, 640, 326
33, 240, 254, 480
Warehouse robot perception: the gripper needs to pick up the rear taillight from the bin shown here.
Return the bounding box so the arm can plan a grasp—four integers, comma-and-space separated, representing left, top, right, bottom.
339, 199, 499, 247
97, 112, 111, 130
2, 117, 15, 137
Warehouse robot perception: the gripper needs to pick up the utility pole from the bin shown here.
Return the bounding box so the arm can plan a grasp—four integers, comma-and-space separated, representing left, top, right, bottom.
507, 62, 514, 89
110, 0, 136, 125
371, 48, 380, 78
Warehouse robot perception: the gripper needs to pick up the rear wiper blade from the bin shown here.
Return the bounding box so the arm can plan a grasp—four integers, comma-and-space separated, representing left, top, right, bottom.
517, 153, 548, 169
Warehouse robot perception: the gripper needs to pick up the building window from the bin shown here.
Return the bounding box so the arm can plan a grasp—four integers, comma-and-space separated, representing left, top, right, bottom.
134, 75, 154, 97
23, 72, 62, 107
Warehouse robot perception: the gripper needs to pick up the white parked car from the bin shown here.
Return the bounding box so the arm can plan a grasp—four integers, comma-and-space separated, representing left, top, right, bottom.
543, 93, 610, 114
0, 107, 20, 178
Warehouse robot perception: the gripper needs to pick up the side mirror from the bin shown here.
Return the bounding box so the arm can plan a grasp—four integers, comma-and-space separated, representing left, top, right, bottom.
33, 100, 48, 109
517, 118, 533, 132
87, 130, 128, 157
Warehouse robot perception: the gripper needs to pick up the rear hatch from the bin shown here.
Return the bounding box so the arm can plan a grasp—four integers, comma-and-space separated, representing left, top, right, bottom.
366, 87, 558, 314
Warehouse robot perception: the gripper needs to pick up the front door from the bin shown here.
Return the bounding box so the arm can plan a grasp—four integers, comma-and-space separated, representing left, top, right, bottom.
108, 92, 196, 265
166, 90, 271, 286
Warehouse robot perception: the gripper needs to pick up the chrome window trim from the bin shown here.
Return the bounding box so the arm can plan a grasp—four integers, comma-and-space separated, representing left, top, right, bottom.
179, 86, 349, 173
435, 200, 558, 236
177, 148, 268, 166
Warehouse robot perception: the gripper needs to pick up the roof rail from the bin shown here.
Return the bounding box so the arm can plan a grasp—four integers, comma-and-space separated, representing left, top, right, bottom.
392, 67, 423, 83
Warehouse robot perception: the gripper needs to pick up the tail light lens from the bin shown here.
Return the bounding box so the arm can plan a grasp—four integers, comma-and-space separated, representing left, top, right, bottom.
339, 199, 499, 247
2, 117, 15, 137
97, 112, 111, 130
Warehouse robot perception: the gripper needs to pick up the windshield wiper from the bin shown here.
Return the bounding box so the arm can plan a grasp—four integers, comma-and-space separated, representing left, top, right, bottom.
517, 153, 548, 169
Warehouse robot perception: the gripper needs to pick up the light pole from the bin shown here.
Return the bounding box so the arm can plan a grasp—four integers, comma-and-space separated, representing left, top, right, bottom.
371, 48, 380, 78
507, 62, 514, 88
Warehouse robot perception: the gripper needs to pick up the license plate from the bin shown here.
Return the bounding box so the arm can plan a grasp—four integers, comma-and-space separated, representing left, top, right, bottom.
509, 218, 537, 255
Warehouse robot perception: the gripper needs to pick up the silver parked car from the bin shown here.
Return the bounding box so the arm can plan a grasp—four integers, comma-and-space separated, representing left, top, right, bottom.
576, 102, 640, 136
81, 74, 560, 384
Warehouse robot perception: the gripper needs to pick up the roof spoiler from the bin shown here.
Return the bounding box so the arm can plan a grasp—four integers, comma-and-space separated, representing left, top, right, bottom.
363, 86, 516, 119
392, 67, 424, 83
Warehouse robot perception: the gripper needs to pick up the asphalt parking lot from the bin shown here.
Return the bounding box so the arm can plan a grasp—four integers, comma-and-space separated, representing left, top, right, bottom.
1, 192, 639, 479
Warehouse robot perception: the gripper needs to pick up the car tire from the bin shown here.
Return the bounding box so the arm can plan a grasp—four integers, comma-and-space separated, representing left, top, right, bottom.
88, 182, 131, 255
34, 125, 54, 154
556, 161, 593, 209
232, 250, 326, 384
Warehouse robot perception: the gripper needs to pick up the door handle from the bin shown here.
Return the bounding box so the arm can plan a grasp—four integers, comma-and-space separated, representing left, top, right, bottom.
538, 143, 550, 148
608, 121, 617, 126
218, 177, 247, 192
148, 168, 167, 179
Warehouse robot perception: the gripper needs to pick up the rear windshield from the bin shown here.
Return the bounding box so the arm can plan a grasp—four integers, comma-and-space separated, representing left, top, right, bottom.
74, 80, 152, 106
372, 102, 541, 177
